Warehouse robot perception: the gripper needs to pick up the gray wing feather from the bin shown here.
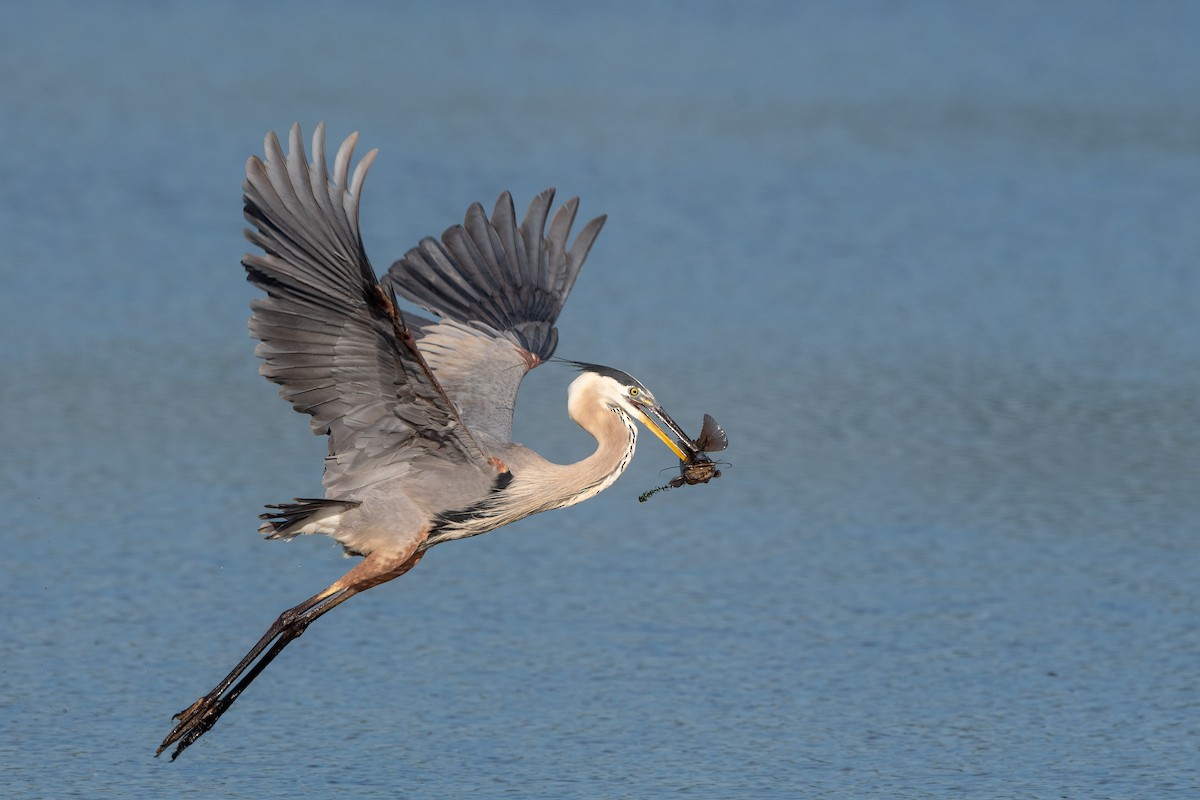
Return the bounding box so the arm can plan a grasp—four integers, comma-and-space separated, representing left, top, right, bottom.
243, 123, 487, 495
384, 189, 606, 443
410, 321, 531, 445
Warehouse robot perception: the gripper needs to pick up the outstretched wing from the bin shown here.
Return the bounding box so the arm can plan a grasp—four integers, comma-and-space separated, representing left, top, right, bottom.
383, 189, 606, 444
243, 123, 487, 495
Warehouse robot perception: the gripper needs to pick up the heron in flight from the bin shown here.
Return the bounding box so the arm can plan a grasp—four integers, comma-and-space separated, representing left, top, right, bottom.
157, 123, 708, 760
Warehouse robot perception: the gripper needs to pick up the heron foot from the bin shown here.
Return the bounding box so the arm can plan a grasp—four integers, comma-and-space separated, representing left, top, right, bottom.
156, 692, 235, 760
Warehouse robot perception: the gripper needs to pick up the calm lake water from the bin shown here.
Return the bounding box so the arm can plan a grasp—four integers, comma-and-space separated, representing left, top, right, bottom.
2, 2, 1197, 797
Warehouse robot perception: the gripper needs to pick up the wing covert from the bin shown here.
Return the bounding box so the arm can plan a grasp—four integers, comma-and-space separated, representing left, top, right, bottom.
384, 189, 606, 443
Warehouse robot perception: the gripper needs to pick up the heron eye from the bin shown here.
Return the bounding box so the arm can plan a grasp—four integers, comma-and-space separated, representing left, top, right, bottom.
628, 387, 640, 397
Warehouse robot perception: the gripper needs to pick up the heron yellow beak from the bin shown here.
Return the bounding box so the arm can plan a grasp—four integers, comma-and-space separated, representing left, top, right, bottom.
632, 404, 691, 461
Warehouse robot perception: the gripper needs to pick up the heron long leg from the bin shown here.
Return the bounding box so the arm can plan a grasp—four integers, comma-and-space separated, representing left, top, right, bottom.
157, 548, 424, 760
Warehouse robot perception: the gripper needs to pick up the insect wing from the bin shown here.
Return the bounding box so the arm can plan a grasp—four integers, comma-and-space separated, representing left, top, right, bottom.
695, 414, 728, 453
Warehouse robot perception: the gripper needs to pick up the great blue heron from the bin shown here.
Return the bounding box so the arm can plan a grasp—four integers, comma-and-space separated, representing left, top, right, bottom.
157, 123, 711, 760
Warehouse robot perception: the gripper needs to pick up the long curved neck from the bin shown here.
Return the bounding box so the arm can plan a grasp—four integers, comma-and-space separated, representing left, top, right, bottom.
428, 388, 639, 544
522, 403, 637, 513
565, 404, 639, 507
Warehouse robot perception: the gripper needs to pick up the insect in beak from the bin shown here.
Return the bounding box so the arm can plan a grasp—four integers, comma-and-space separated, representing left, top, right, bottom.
638, 414, 728, 502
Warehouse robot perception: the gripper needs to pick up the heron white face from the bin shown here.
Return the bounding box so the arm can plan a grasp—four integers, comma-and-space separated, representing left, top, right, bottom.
569, 367, 691, 461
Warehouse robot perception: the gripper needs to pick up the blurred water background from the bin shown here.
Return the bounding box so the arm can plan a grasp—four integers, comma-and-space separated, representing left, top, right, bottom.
1, 2, 1197, 797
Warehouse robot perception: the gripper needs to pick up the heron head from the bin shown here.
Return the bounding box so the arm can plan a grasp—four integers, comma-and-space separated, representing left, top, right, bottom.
567, 363, 691, 460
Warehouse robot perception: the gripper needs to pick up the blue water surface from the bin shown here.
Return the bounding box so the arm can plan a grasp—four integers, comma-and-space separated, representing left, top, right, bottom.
1, 2, 1197, 798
